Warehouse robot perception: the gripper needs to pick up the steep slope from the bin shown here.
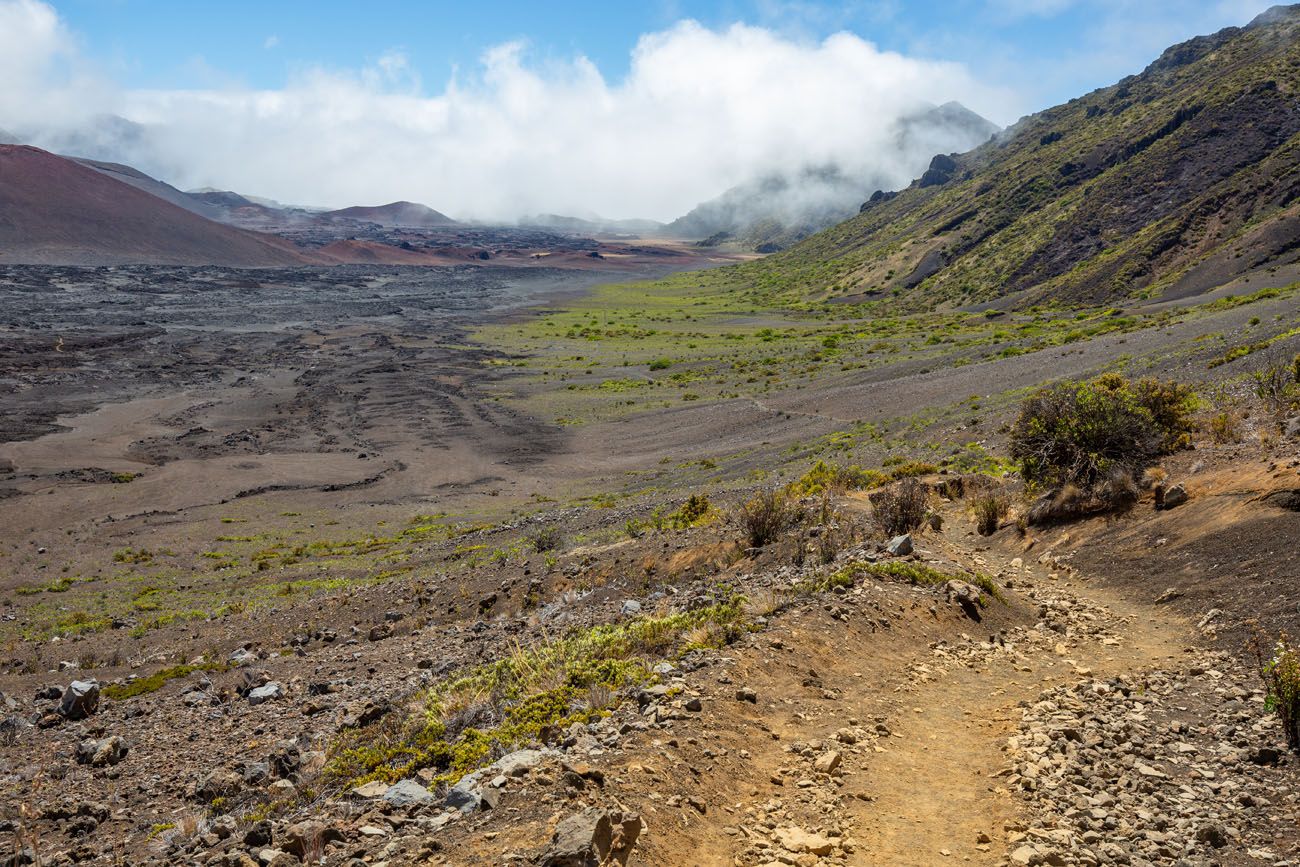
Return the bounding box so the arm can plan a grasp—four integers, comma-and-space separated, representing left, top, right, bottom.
72, 156, 226, 221
665, 102, 998, 252
323, 201, 457, 227
0, 145, 311, 266
740, 5, 1300, 309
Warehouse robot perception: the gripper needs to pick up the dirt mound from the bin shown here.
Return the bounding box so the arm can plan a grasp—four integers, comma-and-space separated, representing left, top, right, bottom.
0, 145, 311, 266
324, 200, 457, 228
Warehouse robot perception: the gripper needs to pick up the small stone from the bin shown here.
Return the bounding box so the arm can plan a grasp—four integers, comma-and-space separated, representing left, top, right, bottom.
247, 682, 284, 705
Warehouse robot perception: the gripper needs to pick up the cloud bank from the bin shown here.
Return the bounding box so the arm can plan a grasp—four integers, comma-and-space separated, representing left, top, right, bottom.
0, 0, 1014, 221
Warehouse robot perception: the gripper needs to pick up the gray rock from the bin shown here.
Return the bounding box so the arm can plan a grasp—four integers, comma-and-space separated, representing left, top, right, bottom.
1160, 483, 1189, 510
492, 748, 549, 777
621, 599, 642, 616
445, 774, 484, 812
1284, 416, 1300, 440
229, 647, 258, 666
195, 768, 243, 802
247, 682, 284, 705
886, 534, 913, 556
76, 735, 127, 767
382, 779, 433, 807
541, 808, 641, 867
60, 681, 99, 720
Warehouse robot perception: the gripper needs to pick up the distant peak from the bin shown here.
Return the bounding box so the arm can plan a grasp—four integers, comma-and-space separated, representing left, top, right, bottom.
1249, 4, 1300, 28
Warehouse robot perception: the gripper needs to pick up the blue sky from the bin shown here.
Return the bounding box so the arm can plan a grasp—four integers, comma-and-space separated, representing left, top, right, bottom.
54, 0, 1271, 112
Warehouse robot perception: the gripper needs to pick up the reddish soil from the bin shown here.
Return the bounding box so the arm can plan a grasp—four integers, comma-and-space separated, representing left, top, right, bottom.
0, 146, 310, 267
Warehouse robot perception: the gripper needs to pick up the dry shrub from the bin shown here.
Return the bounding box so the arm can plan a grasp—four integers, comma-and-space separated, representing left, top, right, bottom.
1208, 410, 1241, 444
742, 587, 788, 618
1027, 471, 1137, 524
735, 489, 797, 548
972, 495, 1008, 536
869, 478, 930, 537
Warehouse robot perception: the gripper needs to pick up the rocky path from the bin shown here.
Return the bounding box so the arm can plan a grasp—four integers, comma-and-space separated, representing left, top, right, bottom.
847, 557, 1187, 866
715, 545, 1239, 867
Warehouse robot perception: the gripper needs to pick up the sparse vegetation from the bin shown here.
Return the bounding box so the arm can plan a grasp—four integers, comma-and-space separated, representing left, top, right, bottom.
325, 596, 750, 789
735, 489, 798, 548
869, 478, 930, 537
1251, 628, 1300, 751
973, 495, 1008, 536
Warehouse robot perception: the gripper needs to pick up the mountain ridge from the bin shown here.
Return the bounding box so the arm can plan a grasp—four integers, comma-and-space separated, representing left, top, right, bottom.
729, 4, 1300, 310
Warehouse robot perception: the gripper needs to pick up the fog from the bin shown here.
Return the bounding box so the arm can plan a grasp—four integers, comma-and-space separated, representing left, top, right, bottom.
0, 0, 1015, 221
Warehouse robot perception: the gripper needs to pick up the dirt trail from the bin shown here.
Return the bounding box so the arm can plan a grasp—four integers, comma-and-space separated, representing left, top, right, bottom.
847, 573, 1187, 865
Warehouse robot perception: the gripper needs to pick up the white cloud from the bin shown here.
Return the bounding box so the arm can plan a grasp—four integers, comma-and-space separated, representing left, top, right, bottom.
263, 35, 280, 50
0, 1, 1016, 220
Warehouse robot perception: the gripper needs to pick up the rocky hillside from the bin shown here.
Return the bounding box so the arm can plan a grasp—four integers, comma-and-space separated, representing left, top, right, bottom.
735, 5, 1300, 309
665, 102, 998, 252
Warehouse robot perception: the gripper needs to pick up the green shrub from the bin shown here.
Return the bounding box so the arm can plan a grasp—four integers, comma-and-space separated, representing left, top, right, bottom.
887, 461, 939, 480
1252, 629, 1300, 751
667, 494, 713, 529
787, 461, 886, 497
1010, 374, 1195, 492
529, 527, 563, 553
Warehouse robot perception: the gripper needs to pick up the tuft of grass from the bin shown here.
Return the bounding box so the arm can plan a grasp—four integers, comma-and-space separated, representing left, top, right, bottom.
828, 560, 1004, 604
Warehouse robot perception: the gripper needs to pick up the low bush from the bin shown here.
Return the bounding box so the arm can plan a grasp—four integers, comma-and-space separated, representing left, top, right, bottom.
666, 494, 713, 529
869, 478, 930, 537
1208, 411, 1241, 444
736, 489, 797, 548
1010, 374, 1195, 497
786, 461, 886, 498
973, 495, 1008, 536
529, 527, 563, 553
1251, 628, 1300, 751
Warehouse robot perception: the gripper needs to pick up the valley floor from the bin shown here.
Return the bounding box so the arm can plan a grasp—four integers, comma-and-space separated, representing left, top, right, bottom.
0, 260, 1297, 866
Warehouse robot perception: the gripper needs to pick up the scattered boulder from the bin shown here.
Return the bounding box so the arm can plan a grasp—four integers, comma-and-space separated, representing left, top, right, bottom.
348, 780, 389, 800
243, 819, 273, 847
382, 779, 434, 807
283, 821, 342, 858
76, 735, 127, 767
886, 534, 913, 556
945, 580, 984, 617
1159, 483, 1189, 510
60, 680, 99, 720
247, 682, 284, 705
446, 775, 486, 812
774, 826, 834, 856
541, 808, 642, 867
813, 750, 842, 774
492, 748, 549, 778
195, 768, 243, 802
1262, 489, 1300, 512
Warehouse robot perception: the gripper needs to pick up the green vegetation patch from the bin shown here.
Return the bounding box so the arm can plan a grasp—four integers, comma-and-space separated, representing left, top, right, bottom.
325, 596, 750, 789
102, 661, 228, 701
